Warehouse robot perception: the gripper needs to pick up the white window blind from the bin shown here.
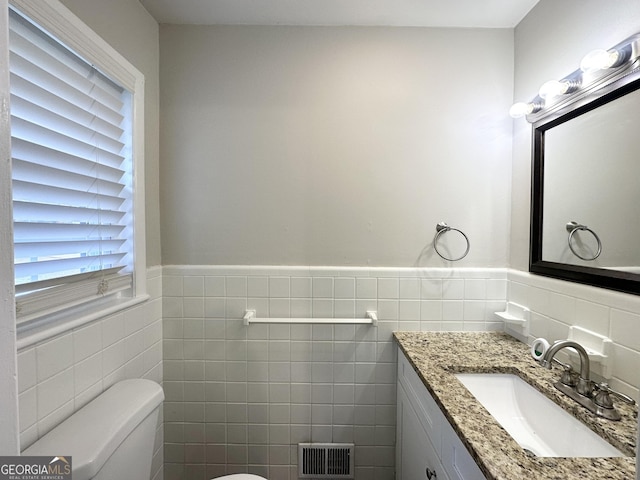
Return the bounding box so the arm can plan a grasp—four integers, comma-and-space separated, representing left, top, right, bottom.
9, 8, 134, 319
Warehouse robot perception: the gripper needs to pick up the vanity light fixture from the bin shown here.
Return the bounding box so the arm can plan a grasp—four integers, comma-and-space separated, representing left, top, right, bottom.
510, 32, 640, 122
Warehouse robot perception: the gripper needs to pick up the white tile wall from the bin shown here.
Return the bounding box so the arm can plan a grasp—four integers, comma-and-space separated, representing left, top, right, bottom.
17, 267, 164, 480
162, 266, 507, 480
508, 270, 640, 400
19, 265, 638, 480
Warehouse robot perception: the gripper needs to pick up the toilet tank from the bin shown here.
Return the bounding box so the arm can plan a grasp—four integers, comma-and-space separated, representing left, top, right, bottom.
23, 379, 164, 480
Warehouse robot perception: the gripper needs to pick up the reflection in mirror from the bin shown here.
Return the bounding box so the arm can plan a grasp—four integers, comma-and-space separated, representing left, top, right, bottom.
542, 88, 640, 271
525, 32, 640, 295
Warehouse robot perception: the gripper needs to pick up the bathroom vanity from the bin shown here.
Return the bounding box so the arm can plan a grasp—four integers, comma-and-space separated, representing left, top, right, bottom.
397, 346, 485, 479
394, 332, 637, 480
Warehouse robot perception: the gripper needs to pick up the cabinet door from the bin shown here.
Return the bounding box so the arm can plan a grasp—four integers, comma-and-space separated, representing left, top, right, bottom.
441, 421, 486, 480
397, 383, 449, 480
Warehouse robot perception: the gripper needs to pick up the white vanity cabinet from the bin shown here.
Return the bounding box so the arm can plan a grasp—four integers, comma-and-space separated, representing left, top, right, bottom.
397, 350, 486, 480
397, 381, 449, 480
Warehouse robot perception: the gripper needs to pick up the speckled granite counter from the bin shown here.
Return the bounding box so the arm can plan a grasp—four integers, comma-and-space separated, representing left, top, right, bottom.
393, 331, 637, 480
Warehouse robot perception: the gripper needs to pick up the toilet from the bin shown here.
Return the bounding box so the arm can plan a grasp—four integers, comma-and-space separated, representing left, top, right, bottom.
22, 378, 268, 480
214, 476, 266, 480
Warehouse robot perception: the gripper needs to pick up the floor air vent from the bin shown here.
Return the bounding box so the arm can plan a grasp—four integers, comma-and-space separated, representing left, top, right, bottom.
298, 443, 355, 479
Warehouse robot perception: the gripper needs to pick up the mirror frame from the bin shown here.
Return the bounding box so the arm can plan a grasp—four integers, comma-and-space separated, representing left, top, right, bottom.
529, 35, 640, 295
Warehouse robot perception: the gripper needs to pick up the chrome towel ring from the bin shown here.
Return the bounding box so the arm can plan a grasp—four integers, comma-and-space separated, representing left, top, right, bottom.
566, 221, 602, 261
433, 222, 470, 261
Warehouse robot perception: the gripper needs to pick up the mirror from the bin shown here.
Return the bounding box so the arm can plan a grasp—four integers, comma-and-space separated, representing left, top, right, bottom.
529, 33, 640, 295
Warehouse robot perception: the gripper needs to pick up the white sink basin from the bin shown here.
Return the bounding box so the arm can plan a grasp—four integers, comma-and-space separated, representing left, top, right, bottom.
455, 373, 626, 458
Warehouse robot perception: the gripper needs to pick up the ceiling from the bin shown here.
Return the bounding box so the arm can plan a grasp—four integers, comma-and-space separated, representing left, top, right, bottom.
139, 0, 540, 28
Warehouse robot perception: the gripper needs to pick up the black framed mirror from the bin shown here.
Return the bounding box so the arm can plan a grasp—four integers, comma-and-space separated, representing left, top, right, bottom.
528, 33, 640, 295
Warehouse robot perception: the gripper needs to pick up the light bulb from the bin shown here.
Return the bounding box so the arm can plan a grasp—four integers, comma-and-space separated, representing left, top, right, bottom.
580, 48, 620, 72
538, 80, 566, 99
509, 102, 536, 118
538, 79, 580, 100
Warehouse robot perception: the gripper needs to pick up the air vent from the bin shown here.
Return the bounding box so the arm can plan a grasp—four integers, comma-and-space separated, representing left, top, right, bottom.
298, 443, 354, 479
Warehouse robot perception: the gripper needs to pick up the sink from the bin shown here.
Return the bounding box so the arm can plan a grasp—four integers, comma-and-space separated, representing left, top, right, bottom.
455, 373, 626, 458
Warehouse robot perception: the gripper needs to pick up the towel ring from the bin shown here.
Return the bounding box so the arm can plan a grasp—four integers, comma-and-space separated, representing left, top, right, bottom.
433, 222, 470, 261
566, 221, 602, 261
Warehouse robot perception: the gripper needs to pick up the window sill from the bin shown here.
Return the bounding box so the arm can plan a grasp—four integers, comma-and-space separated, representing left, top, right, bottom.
16, 294, 149, 350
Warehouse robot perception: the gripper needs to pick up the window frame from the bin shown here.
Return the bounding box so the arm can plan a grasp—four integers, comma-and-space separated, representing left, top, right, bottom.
9, 0, 147, 344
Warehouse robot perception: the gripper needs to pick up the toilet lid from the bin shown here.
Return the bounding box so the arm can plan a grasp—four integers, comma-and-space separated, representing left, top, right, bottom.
214, 475, 267, 480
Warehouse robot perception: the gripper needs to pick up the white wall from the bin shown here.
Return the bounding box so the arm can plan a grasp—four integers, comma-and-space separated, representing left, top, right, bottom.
508, 270, 640, 398
157, 24, 514, 480
162, 266, 506, 480
159, 25, 514, 268
17, 269, 164, 479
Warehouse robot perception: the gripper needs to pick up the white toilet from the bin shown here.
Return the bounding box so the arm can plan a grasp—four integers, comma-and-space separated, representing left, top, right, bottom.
215, 476, 266, 480
22, 378, 268, 480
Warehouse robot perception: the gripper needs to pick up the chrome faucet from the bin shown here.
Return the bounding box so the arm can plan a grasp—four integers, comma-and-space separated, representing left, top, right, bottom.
536, 339, 635, 421
540, 340, 592, 396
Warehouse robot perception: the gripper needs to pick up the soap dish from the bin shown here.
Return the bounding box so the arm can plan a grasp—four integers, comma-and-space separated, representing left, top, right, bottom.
495, 302, 530, 337
567, 325, 612, 378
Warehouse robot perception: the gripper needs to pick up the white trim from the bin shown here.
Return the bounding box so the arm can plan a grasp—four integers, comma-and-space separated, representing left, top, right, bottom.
146, 264, 162, 279
8, 0, 147, 326
16, 294, 149, 350
162, 265, 509, 279
508, 268, 640, 313
9, 0, 140, 90
0, 0, 20, 455
16, 274, 132, 320
132, 74, 146, 299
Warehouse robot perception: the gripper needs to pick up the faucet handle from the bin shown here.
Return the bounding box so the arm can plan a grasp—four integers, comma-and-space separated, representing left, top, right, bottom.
594, 382, 636, 408
552, 359, 577, 387
551, 357, 571, 370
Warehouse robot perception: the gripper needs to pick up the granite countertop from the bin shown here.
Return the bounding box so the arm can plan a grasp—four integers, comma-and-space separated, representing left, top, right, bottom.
393, 331, 637, 480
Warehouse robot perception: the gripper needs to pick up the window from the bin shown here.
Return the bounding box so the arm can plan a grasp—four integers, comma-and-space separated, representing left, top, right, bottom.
8, 0, 146, 327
